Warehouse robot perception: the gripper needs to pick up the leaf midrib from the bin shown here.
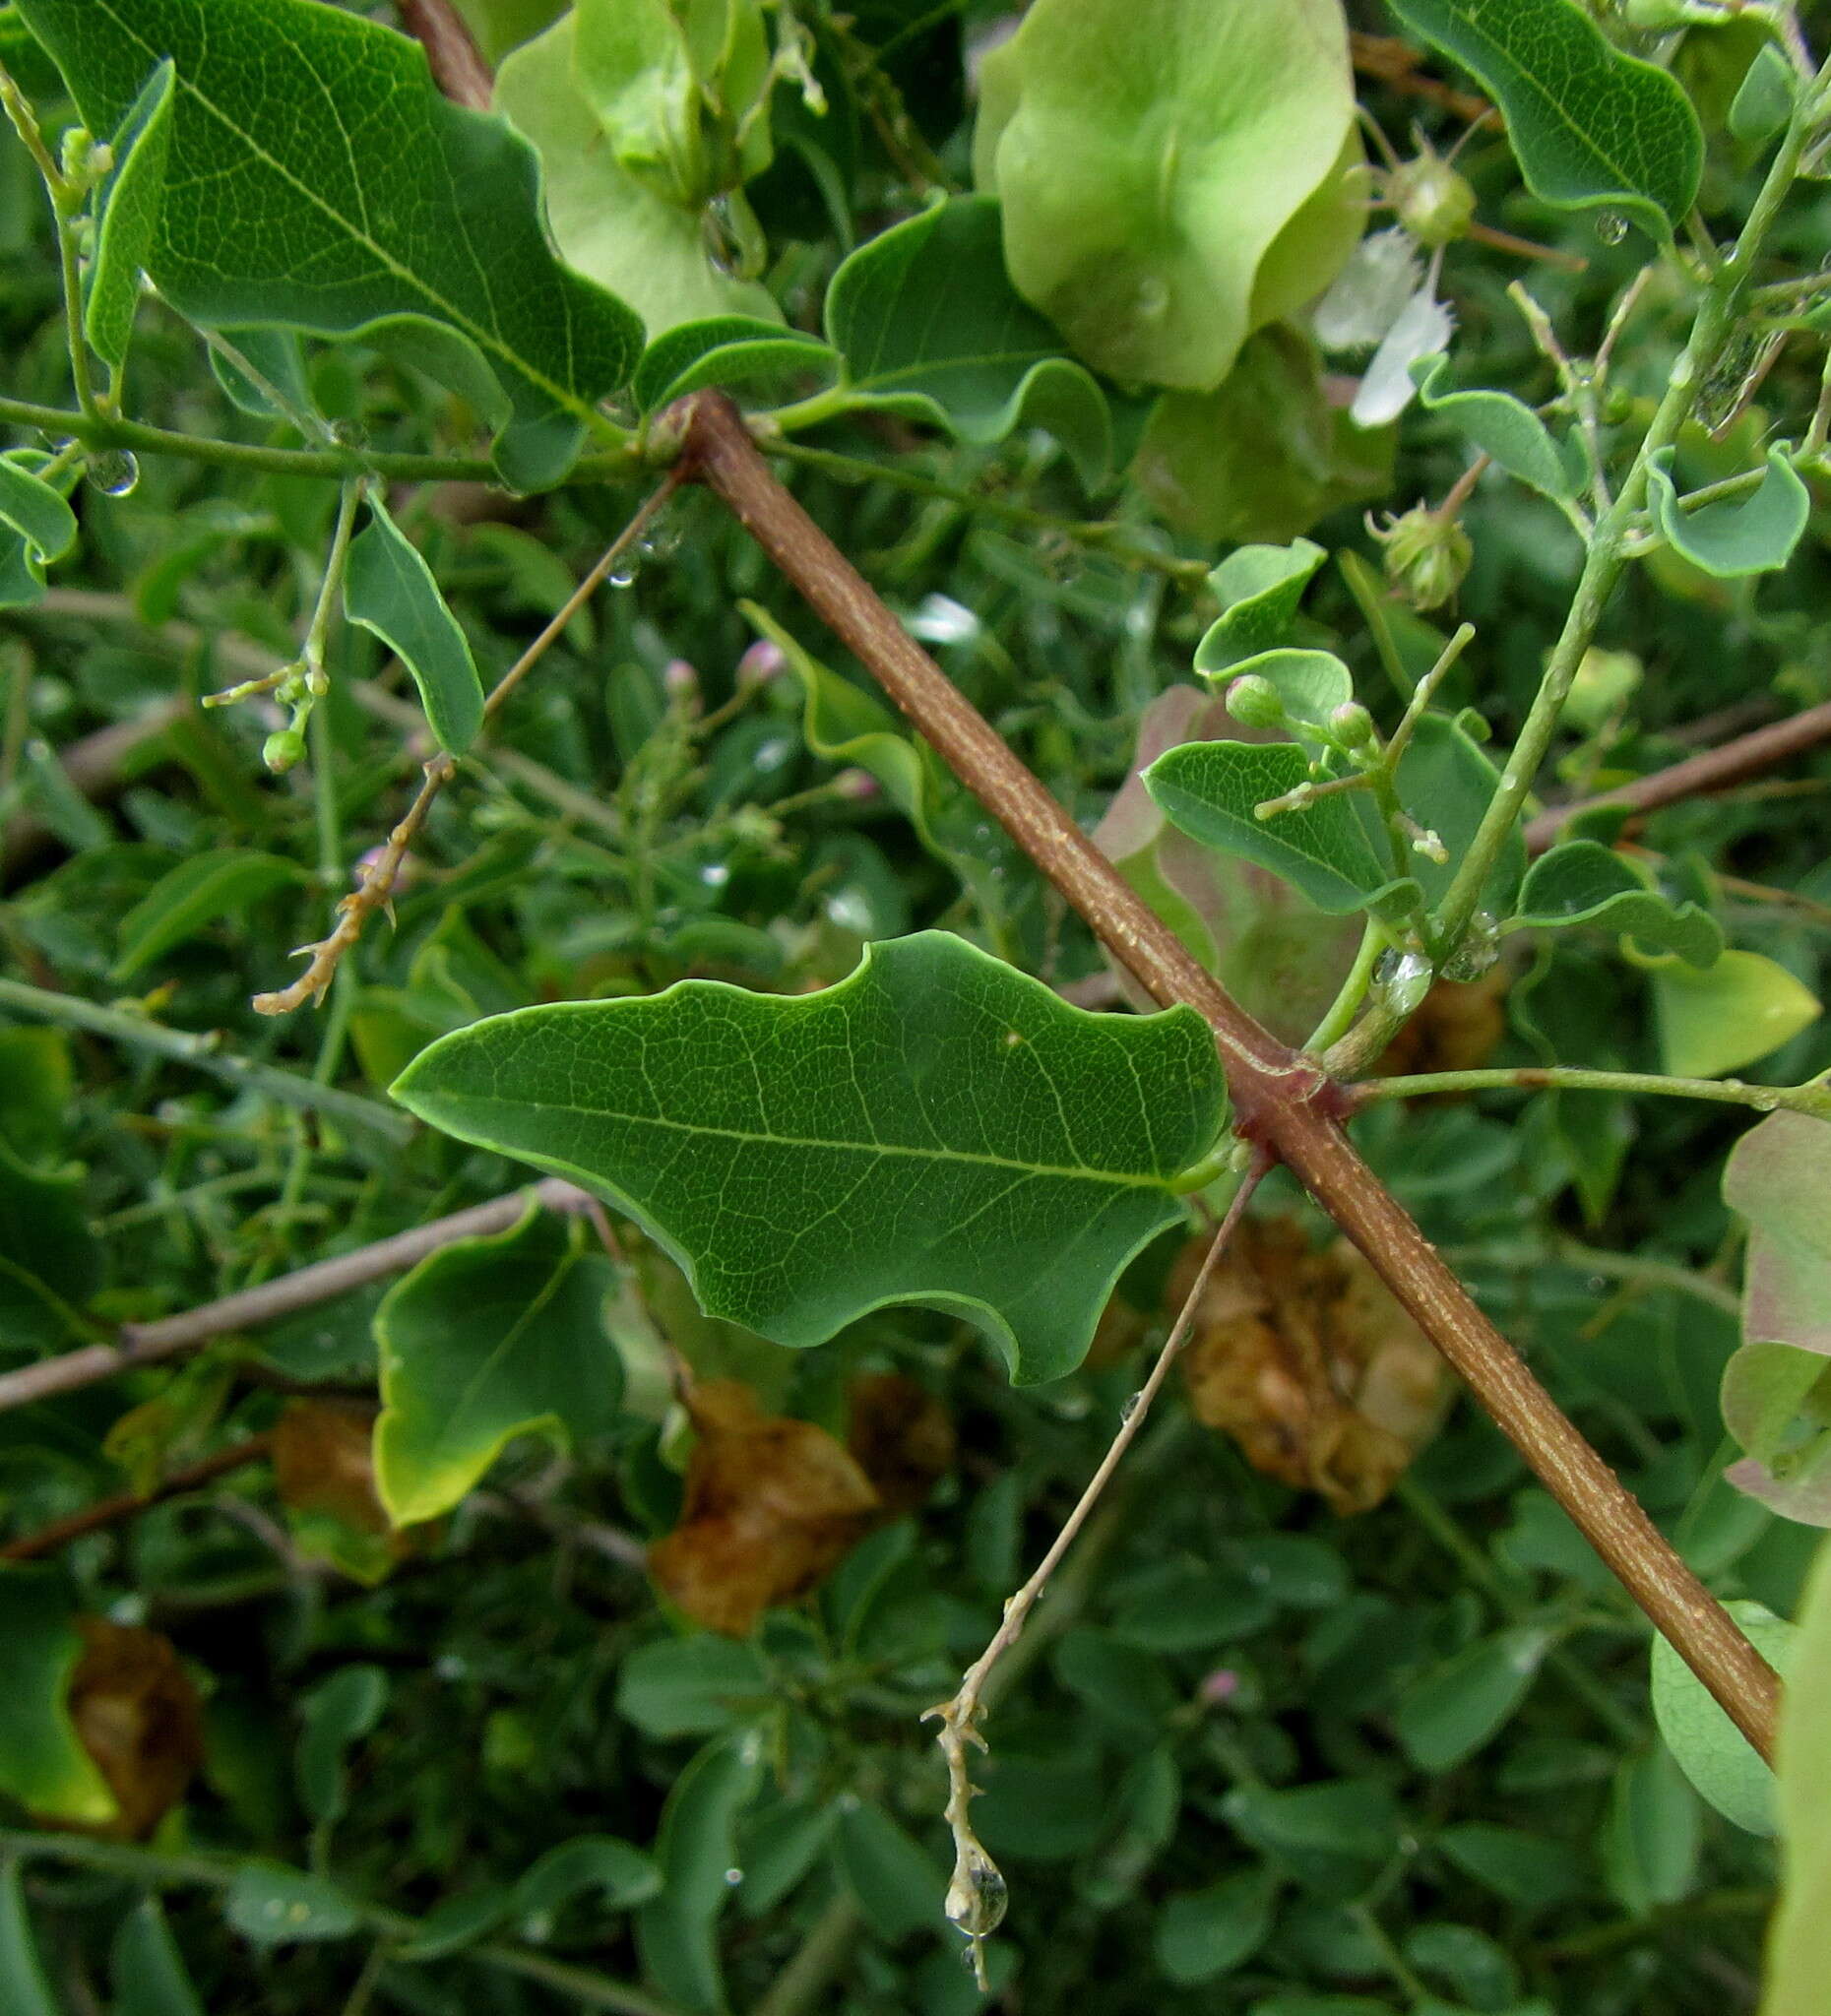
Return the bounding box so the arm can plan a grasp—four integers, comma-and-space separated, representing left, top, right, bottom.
89, 0, 590, 420
427, 1090, 1177, 1190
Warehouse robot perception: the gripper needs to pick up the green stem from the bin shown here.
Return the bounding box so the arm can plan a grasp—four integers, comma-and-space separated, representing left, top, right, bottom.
751, 1895, 860, 2016
1304, 916, 1388, 1055
0, 1832, 684, 2016
1447, 1239, 1741, 1319
1352, 1062, 1831, 1121
54, 199, 102, 421
0, 394, 637, 485
1431, 78, 1827, 959
0, 976, 410, 1146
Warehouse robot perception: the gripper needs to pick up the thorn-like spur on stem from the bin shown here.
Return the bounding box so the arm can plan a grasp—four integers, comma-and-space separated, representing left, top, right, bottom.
251, 472, 684, 1014
678, 388, 1783, 1767
926, 1158, 1269, 1986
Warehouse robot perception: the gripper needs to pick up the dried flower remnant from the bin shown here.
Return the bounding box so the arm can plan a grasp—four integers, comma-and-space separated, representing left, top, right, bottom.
1178, 1217, 1451, 1513
274, 1398, 413, 1581
847, 1371, 955, 1515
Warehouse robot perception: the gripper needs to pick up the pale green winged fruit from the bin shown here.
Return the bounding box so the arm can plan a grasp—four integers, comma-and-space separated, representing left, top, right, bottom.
974, 0, 1359, 391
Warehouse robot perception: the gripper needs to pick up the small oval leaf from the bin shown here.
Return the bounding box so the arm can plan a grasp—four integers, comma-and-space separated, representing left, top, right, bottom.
344, 496, 485, 753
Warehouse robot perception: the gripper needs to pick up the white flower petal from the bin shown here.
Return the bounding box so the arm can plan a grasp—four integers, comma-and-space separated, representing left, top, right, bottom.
1310, 229, 1421, 354
1351, 287, 1454, 429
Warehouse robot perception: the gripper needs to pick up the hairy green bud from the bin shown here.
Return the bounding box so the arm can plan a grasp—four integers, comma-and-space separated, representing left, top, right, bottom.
1329, 701, 1376, 751
1226, 673, 1287, 731
1374, 505, 1474, 613
1389, 152, 1478, 250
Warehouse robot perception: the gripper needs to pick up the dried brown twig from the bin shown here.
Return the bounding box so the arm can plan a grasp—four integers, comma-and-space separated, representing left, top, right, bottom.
252, 472, 684, 1016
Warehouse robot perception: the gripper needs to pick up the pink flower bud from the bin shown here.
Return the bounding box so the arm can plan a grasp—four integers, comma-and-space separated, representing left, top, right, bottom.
735, 639, 786, 687
663, 658, 700, 705
834, 768, 879, 802
1199, 1668, 1240, 1708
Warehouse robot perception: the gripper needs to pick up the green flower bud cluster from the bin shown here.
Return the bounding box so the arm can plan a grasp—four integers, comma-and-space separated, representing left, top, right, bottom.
1372, 504, 1474, 613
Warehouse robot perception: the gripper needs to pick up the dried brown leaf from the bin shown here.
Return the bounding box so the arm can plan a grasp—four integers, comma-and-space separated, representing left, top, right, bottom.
1178, 1217, 1451, 1513
49, 1621, 204, 1842
847, 1372, 955, 1515
651, 1380, 881, 1636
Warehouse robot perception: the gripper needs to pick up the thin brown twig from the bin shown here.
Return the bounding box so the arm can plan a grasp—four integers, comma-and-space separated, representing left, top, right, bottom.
679, 388, 1781, 1765
396, 0, 493, 110
927, 1158, 1269, 1985
252, 472, 683, 1015
0, 1178, 589, 1417
1524, 698, 1831, 853
1350, 32, 1490, 124
1, 1434, 275, 1561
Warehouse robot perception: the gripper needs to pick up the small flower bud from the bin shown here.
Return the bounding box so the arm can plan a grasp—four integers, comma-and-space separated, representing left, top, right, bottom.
1389, 151, 1478, 249
1373, 504, 1474, 613
662, 658, 700, 707
1329, 701, 1376, 750
263, 727, 306, 773
735, 638, 786, 687
1226, 673, 1288, 731
1200, 1668, 1240, 1707
834, 767, 878, 802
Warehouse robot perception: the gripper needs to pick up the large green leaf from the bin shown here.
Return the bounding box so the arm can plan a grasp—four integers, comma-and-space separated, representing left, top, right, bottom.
1386, 0, 1703, 241
495, 15, 779, 342
974, 0, 1357, 390
84, 58, 174, 372
15, 0, 644, 482
344, 497, 485, 756
1509, 841, 1723, 968
373, 1206, 622, 1525
1652, 1599, 1792, 1835
392, 933, 1225, 1385
0, 1567, 115, 1826
822, 197, 1112, 486
1764, 1538, 1831, 2016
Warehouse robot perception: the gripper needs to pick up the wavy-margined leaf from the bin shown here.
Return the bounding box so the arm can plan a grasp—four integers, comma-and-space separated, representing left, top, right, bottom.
1650, 949, 1819, 1079
495, 16, 779, 342
1411, 354, 1575, 503
1146, 739, 1412, 919
112, 849, 308, 980
1092, 688, 1360, 1045
1765, 1539, 1831, 2015
0, 456, 76, 572
634, 317, 838, 414
1193, 540, 1327, 677
0, 1566, 114, 1826
822, 197, 1112, 485
16, 0, 644, 486
1652, 1599, 1792, 1835
392, 933, 1225, 1385
373, 1206, 621, 1524
1647, 445, 1809, 578
1386, 0, 1703, 241
1509, 840, 1723, 967
344, 498, 485, 755
84, 58, 173, 372
974, 0, 1358, 391
742, 606, 1022, 930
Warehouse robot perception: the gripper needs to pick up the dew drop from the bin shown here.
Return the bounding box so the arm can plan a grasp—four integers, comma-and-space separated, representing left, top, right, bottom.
724, 1866, 743, 1886
85, 447, 139, 497
945, 1847, 1008, 1938
1118, 1391, 1144, 1425
639, 516, 683, 561
607, 557, 639, 589
1596, 212, 1630, 247
1134, 276, 1170, 323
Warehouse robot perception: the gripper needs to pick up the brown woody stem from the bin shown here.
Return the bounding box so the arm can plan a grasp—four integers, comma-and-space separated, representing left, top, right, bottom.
397, 0, 493, 110
0, 1178, 590, 1417
1524, 697, 1831, 853
677, 389, 1782, 1764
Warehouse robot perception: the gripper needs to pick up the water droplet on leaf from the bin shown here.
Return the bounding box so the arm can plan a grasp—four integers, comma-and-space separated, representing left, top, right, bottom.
86, 447, 139, 496
1596, 213, 1630, 246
